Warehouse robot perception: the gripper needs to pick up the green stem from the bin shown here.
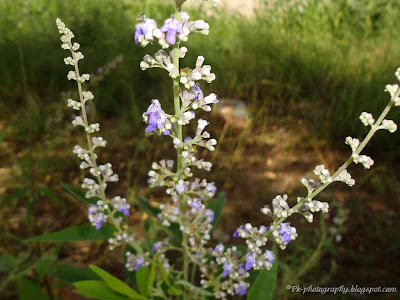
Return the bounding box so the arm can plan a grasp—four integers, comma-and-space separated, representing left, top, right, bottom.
269, 96, 396, 234
172, 5, 190, 297
214, 95, 397, 282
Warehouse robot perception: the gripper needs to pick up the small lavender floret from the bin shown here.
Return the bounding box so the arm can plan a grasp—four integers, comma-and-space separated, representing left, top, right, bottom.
135, 17, 158, 45
222, 261, 234, 277
244, 253, 256, 271
189, 198, 203, 212
213, 243, 224, 254
205, 209, 215, 222
278, 222, 296, 245
234, 282, 247, 295
88, 204, 107, 230
152, 241, 163, 252
160, 16, 184, 45
144, 99, 170, 135
264, 250, 275, 265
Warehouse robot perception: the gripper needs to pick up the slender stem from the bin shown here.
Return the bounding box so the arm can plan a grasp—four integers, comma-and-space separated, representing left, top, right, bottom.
69, 42, 141, 253
269, 96, 396, 233
213, 95, 397, 282
171, 4, 190, 296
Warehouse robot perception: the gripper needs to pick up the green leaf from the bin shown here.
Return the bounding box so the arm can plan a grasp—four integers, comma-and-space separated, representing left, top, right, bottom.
41, 262, 98, 283
40, 187, 65, 208
89, 265, 146, 300
135, 266, 149, 296
206, 192, 226, 228
134, 198, 182, 242
60, 181, 99, 205
176, 280, 214, 297
248, 245, 279, 300
133, 197, 160, 217
18, 277, 48, 300
166, 223, 183, 242
26, 223, 115, 242
159, 261, 171, 287
168, 286, 183, 296
148, 261, 157, 294
74, 280, 132, 300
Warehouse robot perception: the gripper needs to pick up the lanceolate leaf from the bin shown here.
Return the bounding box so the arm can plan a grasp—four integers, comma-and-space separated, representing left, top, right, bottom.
38, 262, 98, 283
135, 266, 150, 296
248, 245, 279, 300
89, 265, 146, 300
26, 223, 115, 242
74, 280, 132, 300
60, 181, 99, 205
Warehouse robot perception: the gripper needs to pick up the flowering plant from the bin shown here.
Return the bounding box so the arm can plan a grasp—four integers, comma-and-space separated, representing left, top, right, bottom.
49, 0, 399, 299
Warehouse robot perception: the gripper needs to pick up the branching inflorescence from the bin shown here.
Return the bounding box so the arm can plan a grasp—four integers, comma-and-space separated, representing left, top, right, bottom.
56, 0, 399, 298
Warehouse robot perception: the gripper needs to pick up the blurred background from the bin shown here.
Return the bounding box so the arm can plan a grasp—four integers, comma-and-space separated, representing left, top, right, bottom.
1, 0, 399, 299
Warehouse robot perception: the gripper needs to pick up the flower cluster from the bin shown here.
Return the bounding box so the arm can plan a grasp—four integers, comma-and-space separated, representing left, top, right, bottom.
57, 18, 142, 256
57, 0, 399, 297
134, 13, 209, 48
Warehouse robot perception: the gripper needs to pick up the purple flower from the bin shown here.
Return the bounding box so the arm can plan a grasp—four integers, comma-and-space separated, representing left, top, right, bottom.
205, 209, 214, 222
279, 222, 294, 245
160, 16, 184, 45
111, 196, 130, 216
206, 183, 217, 197
135, 18, 157, 44
233, 225, 248, 238
152, 241, 163, 252
245, 253, 256, 271
233, 226, 242, 238
238, 264, 246, 276
134, 256, 146, 270
235, 282, 247, 295
222, 261, 234, 278
88, 205, 106, 230
119, 203, 130, 216
175, 184, 186, 194
145, 100, 170, 135
184, 136, 193, 142
264, 250, 275, 265
189, 198, 202, 212
213, 243, 224, 254
191, 85, 203, 100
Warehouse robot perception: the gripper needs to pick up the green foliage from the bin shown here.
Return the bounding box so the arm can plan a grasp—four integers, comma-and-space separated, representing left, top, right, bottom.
1, 0, 399, 153
61, 181, 99, 205
248, 245, 278, 300
44, 263, 98, 284
135, 266, 150, 296
89, 265, 146, 299
17, 277, 48, 300
73, 280, 134, 300
27, 223, 115, 242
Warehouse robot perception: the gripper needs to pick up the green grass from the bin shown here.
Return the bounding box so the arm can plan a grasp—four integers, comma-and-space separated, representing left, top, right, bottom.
1, 0, 399, 153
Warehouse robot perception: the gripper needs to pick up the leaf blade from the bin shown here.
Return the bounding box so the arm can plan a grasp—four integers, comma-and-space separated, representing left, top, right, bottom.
74, 280, 132, 300
89, 265, 146, 300
26, 223, 115, 242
